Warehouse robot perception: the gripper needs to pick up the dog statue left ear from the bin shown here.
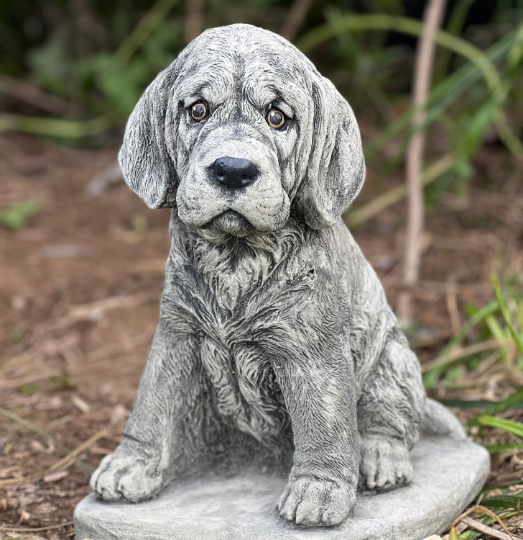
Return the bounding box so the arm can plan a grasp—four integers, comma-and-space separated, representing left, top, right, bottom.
118, 65, 179, 209
294, 77, 366, 230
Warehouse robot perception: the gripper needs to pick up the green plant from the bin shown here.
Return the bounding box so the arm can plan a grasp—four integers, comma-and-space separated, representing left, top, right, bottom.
0, 200, 40, 229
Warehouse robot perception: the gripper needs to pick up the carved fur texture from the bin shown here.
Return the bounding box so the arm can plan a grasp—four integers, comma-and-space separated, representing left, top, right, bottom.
90, 24, 465, 528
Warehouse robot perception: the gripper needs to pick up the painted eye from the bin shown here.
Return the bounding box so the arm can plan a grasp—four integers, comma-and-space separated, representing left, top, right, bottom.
267, 109, 285, 129
191, 102, 207, 121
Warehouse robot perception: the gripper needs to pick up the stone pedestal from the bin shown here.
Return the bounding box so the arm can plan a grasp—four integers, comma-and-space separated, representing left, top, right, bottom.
75, 436, 489, 540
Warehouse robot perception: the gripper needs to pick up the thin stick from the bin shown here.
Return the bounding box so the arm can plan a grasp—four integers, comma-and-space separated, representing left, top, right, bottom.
422, 338, 503, 372
46, 428, 108, 474
115, 0, 180, 65
345, 153, 455, 226
398, 0, 448, 320
0, 429, 107, 487
0, 74, 83, 116
461, 516, 516, 540
446, 283, 461, 336
34, 291, 156, 336
448, 504, 514, 539
0, 521, 74, 533
0, 407, 91, 474
281, 0, 314, 42
184, 0, 205, 44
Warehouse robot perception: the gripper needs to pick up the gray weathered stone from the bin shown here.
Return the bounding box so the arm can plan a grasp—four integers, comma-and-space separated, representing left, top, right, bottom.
87, 24, 477, 529
76, 436, 490, 540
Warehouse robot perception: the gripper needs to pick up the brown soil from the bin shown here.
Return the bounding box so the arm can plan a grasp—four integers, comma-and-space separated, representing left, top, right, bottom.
0, 133, 522, 539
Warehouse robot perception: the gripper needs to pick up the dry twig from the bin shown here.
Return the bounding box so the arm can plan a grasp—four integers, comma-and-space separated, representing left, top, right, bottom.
34, 292, 157, 336
0, 74, 83, 116
398, 0, 448, 320
448, 505, 514, 539
184, 0, 204, 44
461, 516, 517, 540
422, 338, 503, 372
281, 0, 315, 42
0, 521, 74, 533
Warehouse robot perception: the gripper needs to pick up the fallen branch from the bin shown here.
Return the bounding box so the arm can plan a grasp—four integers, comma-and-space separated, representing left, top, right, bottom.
398, 0, 447, 320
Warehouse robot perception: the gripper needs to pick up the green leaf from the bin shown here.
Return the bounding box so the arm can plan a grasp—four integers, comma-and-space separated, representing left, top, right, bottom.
478, 415, 523, 438
492, 275, 523, 354
449, 527, 462, 540
485, 443, 523, 453
438, 398, 523, 409
0, 200, 40, 229
423, 300, 498, 388
468, 387, 523, 426
484, 387, 523, 416
482, 494, 523, 509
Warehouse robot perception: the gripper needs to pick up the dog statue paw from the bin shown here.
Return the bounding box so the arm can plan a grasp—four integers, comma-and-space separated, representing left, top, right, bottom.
90, 441, 169, 503
278, 476, 356, 527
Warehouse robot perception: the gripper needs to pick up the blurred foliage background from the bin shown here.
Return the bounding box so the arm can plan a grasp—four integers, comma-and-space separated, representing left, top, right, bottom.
2, 1, 523, 538
1, 0, 523, 210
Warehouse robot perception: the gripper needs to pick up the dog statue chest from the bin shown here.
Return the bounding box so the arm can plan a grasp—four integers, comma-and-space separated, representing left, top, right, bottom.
165, 216, 318, 343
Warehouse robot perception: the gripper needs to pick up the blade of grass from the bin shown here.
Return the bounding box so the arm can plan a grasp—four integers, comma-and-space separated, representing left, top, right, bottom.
482, 494, 523, 510
422, 338, 501, 373
437, 399, 523, 409
115, 0, 181, 65
0, 113, 119, 138
478, 416, 523, 438
460, 516, 514, 540
0, 406, 92, 474
492, 275, 523, 354
423, 301, 499, 387
484, 387, 523, 417
485, 443, 523, 453
346, 153, 454, 226
434, 0, 476, 83
448, 505, 514, 539
363, 32, 514, 160
297, 15, 523, 161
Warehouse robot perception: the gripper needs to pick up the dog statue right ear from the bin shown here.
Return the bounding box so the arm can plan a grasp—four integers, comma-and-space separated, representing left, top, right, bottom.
118, 66, 179, 209
293, 76, 366, 230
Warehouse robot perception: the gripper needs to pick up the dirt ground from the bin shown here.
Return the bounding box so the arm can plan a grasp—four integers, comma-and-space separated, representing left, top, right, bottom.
1, 132, 523, 539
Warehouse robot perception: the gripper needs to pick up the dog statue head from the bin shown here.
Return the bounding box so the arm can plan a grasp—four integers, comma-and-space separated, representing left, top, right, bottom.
119, 24, 365, 238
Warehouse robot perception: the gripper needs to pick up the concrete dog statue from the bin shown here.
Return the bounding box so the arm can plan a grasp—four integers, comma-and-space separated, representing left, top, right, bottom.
90, 24, 465, 528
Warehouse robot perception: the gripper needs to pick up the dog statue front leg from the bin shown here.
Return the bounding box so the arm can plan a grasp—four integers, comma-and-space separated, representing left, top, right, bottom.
90, 321, 204, 502
272, 342, 359, 527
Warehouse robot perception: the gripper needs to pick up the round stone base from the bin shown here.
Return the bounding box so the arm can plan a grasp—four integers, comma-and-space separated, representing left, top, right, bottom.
74, 436, 489, 540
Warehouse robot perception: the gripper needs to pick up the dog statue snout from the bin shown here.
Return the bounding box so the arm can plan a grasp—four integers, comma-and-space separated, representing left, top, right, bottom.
212, 157, 259, 189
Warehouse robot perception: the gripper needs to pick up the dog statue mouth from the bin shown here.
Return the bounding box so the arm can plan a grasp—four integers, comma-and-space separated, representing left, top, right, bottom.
206, 210, 256, 237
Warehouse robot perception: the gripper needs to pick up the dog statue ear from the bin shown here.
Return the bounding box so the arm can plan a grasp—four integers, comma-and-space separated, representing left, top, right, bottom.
294, 77, 365, 229
118, 66, 179, 209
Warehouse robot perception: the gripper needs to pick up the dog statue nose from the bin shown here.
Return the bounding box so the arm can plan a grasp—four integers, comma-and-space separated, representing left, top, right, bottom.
212, 157, 259, 189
